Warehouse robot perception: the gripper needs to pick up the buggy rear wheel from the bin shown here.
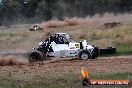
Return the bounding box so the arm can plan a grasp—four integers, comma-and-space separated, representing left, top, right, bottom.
28, 51, 43, 62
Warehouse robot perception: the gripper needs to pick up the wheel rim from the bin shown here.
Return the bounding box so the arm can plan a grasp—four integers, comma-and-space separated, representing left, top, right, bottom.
81, 52, 89, 59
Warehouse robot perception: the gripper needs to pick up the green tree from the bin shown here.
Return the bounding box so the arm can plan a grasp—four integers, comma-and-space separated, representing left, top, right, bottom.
36, 0, 57, 21
0, 0, 21, 26
0, 0, 132, 26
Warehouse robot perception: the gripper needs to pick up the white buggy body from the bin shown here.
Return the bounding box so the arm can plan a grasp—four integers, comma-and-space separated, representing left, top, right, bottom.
29, 33, 99, 62
47, 40, 94, 57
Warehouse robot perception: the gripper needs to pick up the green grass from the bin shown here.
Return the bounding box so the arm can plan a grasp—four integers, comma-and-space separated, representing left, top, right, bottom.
99, 43, 132, 56
0, 72, 131, 88
0, 21, 132, 55
91, 72, 132, 80
116, 43, 132, 55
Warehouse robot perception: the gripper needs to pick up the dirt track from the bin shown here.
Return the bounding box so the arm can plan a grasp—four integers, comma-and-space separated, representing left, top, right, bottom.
0, 55, 131, 78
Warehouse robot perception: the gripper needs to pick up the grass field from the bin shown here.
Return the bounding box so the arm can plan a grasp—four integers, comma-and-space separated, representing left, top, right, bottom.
0, 71, 131, 88
0, 14, 132, 88
0, 22, 132, 55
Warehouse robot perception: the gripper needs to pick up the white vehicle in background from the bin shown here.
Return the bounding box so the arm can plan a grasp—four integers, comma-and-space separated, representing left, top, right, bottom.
28, 33, 99, 62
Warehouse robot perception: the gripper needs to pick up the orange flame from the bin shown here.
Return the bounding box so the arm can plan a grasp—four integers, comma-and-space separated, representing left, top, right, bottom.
81, 67, 89, 78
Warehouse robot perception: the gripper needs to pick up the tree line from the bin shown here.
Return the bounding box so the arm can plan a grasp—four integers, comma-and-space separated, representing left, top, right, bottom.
0, 0, 132, 26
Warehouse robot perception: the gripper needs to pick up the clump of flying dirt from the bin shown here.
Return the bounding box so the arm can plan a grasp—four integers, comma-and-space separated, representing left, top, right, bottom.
40, 17, 96, 29
0, 55, 29, 66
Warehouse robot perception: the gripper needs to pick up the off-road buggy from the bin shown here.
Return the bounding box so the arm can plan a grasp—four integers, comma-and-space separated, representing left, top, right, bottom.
28, 33, 99, 62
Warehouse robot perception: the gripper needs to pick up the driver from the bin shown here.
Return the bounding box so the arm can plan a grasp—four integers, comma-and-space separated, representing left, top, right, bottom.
54, 34, 64, 44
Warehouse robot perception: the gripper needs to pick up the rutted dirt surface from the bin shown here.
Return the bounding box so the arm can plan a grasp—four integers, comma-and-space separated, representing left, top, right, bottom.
0, 55, 131, 78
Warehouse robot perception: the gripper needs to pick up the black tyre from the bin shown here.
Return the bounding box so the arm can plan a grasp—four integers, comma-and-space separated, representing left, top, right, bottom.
29, 28, 34, 31
99, 47, 116, 54
92, 47, 99, 59
78, 50, 91, 59
28, 51, 43, 62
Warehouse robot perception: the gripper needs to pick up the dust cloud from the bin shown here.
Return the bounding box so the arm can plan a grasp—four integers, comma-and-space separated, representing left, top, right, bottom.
0, 55, 29, 66
39, 13, 132, 29
40, 17, 96, 29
